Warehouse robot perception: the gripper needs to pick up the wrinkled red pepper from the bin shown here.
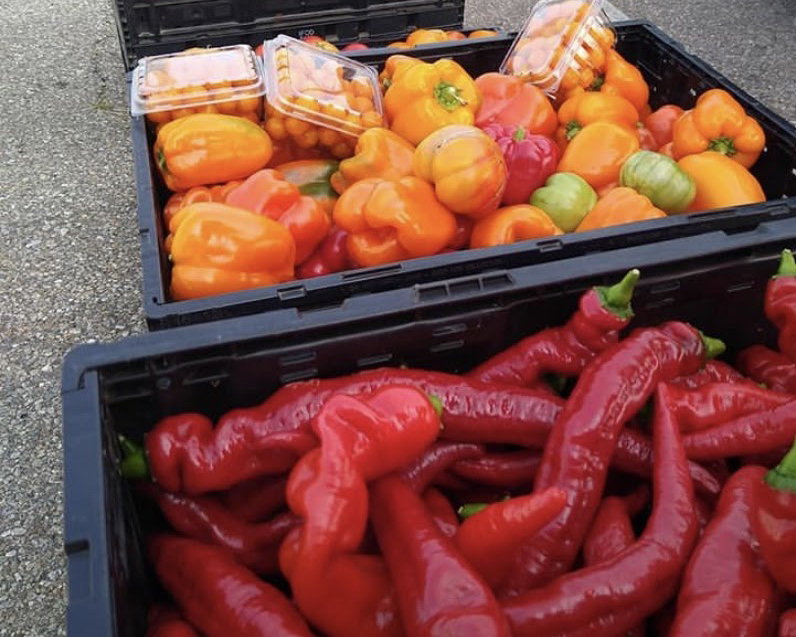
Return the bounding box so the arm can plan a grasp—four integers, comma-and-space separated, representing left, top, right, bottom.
737, 345, 796, 394
766, 249, 796, 362
452, 451, 541, 489
402, 441, 484, 492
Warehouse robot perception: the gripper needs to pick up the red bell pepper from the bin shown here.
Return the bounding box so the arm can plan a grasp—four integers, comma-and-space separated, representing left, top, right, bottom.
766, 249, 796, 363
295, 226, 350, 279
423, 487, 460, 538
452, 451, 541, 489
671, 466, 778, 636
481, 124, 559, 205
401, 441, 483, 492
737, 345, 796, 394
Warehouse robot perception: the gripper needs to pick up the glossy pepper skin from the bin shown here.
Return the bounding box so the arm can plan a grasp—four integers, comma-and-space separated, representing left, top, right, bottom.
333, 176, 456, 267
673, 89, 766, 168
474, 72, 557, 137
503, 383, 699, 635
645, 104, 685, 148
671, 359, 745, 389
329, 127, 415, 194
371, 475, 512, 637
413, 125, 507, 218
498, 322, 710, 596
384, 57, 480, 145
671, 466, 778, 636
766, 249, 796, 362
162, 180, 241, 224
470, 204, 561, 248
576, 187, 666, 233
558, 121, 641, 190
678, 151, 765, 212
556, 92, 639, 149
620, 150, 696, 214
401, 441, 484, 493
225, 169, 330, 264
482, 124, 560, 205
530, 172, 597, 232
423, 487, 460, 538
593, 49, 650, 112
167, 203, 296, 301
452, 451, 541, 489
275, 159, 339, 214
154, 114, 273, 191
220, 476, 287, 523
295, 226, 351, 279
150, 534, 311, 637
781, 610, 796, 636
737, 345, 796, 394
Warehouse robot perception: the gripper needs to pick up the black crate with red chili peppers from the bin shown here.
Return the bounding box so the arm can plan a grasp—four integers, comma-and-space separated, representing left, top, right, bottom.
131, 21, 796, 330
64, 214, 796, 636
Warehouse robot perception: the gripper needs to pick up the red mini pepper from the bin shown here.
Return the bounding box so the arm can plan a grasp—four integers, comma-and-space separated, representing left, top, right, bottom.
781, 610, 796, 636
766, 249, 796, 363
423, 487, 460, 537
452, 451, 541, 489
469, 269, 639, 388
371, 474, 512, 636
149, 534, 311, 637
671, 466, 778, 636
737, 345, 796, 394
503, 383, 700, 635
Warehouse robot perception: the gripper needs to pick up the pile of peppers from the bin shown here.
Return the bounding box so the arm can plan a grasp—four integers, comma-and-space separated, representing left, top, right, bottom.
152, 34, 769, 301
123, 249, 796, 636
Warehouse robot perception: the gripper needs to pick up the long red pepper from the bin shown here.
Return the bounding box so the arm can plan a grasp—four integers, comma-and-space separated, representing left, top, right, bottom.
499, 323, 714, 595
503, 383, 700, 635
371, 474, 512, 636
452, 451, 541, 489
402, 441, 484, 492
423, 488, 459, 537
220, 476, 288, 523
468, 269, 639, 387
766, 249, 796, 362
737, 345, 796, 394
781, 610, 796, 637
150, 534, 311, 637
670, 360, 744, 388
670, 465, 778, 636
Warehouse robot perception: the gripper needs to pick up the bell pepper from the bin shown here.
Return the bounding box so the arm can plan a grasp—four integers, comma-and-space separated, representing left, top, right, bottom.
226, 169, 330, 264
481, 124, 559, 205
557, 121, 640, 190
474, 73, 557, 137
470, 205, 562, 248
556, 92, 639, 148
592, 49, 650, 112
163, 183, 240, 225
413, 124, 507, 218
329, 128, 415, 194
384, 58, 480, 145
620, 150, 696, 214
333, 176, 456, 267
275, 159, 338, 214
167, 202, 296, 301
154, 114, 273, 191
406, 28, 449, 46
637, 124, 658, 151
530, 172, 598, 232
677, 151, 765, 212
296, 226, 350, 279
379, 54, 422, 92
576, 187, 666, 233
673, 89, 766, 168
645, 104, 685, 148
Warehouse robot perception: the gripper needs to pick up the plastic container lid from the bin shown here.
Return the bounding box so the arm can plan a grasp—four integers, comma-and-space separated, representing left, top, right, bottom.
263, 35, 384, 137
499, 0, 614, 95
130, 45, 266, 117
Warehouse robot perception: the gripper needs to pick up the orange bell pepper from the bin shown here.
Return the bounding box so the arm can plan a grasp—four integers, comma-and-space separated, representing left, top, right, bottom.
677, 151, 765, 212
474, 73, 557, 137
332, 176, 457, 267
154, 114, 273, 191
413, 125, 507, 218
672, 89, 766, 168
557, 121, 640, 189
594, 50, 650, 112
384, 58, 480, 145
470, 205, 562, 248
379, 55, 423, 92
468, 29, 499, 38
576, 187, 666, 232
556, 92, 639, 148
163, 181, 244, 225
226, 170, 331, 264
330, 128, 415, 194
168, 202, 295, 301
406, 29, 449, 47
644, 104, 685, 148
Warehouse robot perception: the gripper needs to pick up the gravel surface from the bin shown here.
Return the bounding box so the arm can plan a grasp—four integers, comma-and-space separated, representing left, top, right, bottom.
0, 0, 793, 634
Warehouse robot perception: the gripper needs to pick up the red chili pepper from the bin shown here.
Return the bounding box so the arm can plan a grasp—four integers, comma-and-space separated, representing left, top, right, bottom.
219, 475, 288, 523
737, 345, 796, 394
766, 249, 796, 362
454, 488, 567, 590
371, 474, 512, 636
468, 269, 639, 388
669, 359, 745, 388
683, 398, 796, 461
694, 495, 715, 535
671, 466, 778, 636
139, 482, 298, 575
753, 437, 796, 595
452, 451, 541, 489
500, 323, 716, 595
781, 610, 796, 637
402, 441, 484, 492
743, 445, 792, 468
423, 487, 460, 538
146, 607, 199, 637
296, 226, 351, 279
503, 383, 700, 635
149, 534, 311, 637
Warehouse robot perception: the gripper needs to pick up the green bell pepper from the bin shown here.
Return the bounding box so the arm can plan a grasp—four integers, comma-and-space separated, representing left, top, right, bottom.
530, 172, 598, 232
620, 150, 695, 214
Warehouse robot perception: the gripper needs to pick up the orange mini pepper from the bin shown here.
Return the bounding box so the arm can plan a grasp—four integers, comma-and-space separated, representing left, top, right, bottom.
575, 187, 666, 232
677, 151, 765, 212
672, 89, 766, 168
332, 176, 456, 267
556, 92, 639, 148
557, 121, 640, 189
168, 202, 295, 301
154, 114, 273, 191
470, 205, 562, 248
413, 125, 507, 218
594, 50, 650, 112
474, 73, 557, 138
384, 58, 480, 145
226, 170, 330, 264
330, 128, 415, 194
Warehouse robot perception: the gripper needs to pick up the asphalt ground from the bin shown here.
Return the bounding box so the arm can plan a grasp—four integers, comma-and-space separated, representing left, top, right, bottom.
0, 0, 793, 634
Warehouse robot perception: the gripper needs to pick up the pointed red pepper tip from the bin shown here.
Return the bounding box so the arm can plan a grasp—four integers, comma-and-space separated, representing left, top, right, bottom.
765, 435, 796, 493
775, 249, 796, 278
596, 268, 640, 320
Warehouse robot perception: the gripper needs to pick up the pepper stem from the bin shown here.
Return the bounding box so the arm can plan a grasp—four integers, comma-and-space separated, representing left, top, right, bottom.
765, 436, 796, 493
458, 503, 488, 519
156, 148, 168, 174
433, 81, 468, 112
596, 269, 640, 320
119, 435, 149, 480
565, 120, 582, 140
775, 249, 796, 278
513, 127, 527, 142
590, 75, 605, 90
699, 332, 726, 359
708, 136, 737, 157
427, 394, 444, 419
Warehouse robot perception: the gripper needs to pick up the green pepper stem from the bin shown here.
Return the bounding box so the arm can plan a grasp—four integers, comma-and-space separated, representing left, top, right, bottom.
699, 332, 726, 359
458, 503, 488, 519
513, 127, 527, 142
708, 136, 737, 157
775, 249, 796, 278
565, 120, 582, 140
590, 75, 605, 90
765, 435, 796, 493
596, 269, 640, 320
434, 82, 468, 112
156, 148, 168, 174
428, 394, 444, 419
119, 435, 149, 480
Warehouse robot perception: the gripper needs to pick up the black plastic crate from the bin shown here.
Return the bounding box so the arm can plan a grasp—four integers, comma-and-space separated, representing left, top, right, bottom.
113, 0, 465, 69
131, 21, 796, 330
64, 214, 796, 636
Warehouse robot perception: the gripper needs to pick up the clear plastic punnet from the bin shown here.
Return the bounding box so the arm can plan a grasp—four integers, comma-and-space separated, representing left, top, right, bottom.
130, 45, 266, 122
499, 0, 615, 96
